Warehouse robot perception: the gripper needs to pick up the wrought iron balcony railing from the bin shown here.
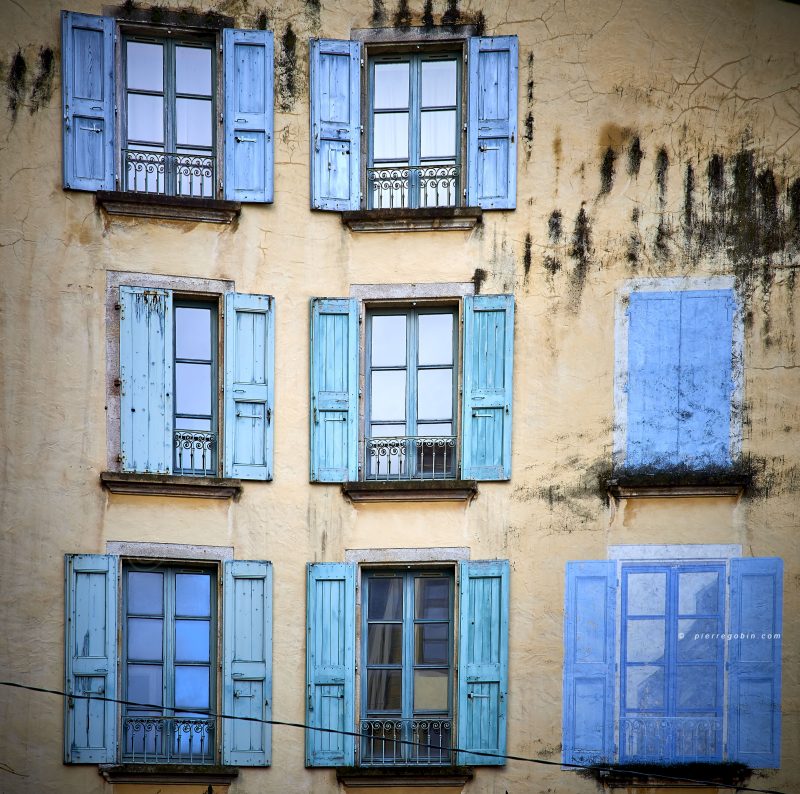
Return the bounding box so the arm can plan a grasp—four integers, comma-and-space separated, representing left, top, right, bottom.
620, 716, 722, 762
364, 435, 457, 481
368, 165, 461, 209
174, 430, 216, 476
124, 148, 216, 198
361, 718, 452, 766
122, 715, 215, 764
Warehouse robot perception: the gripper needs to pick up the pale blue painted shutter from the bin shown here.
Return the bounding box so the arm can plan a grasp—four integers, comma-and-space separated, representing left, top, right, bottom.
457, 560, 509, 765
310, 299, 359, 482
64, 554, 118, 763
305, 562, 356, 766
461, 295, 514, 480
119, 287, 173, 473
222, 560, 273, 766
728, 558, 783, 767
224, 293, 274, 480
61, 12, 115, 191
626, 291, 681, 468
466, 36, 518, 209
562, 561, 616, 765
224, 29, 274, 203
309, 39, 361, 211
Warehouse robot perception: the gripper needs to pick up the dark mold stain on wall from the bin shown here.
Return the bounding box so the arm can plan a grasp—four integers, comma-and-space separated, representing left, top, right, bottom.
393, 0, 412, 27
523, 113, 534, 161
472, 267, 488, 294
568, 203, 592, 305
599, 147, 616, 195
7, 50, 26, 121
627, 136, 643, 176
654, 147, 670, 256
256, 10, 270, 29
627, 207, 642, 265
278, 24, 298, 113
523, 233, 532, 282
684, 163, 695, 231
442, 0, 462, 25
29, 47, 55, 114
548, 209, 563, 242
523, 52, 534, 162
372, 0, 386, 26
422, 0, 434, 28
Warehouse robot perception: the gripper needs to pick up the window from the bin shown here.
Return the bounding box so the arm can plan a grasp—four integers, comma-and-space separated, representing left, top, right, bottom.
61, 11, 274, 204
305, 560, 509, 768
563, 553, 783, 769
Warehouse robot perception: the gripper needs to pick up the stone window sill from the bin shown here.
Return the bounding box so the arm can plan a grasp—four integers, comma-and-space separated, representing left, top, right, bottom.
341, 480, 478, 503
341, 206, 482, 232
101, 471, 242, 499
96, 191, 241, 224
337, 766, 473, 787
607, 471, 751, 500
98, 763, 238, 783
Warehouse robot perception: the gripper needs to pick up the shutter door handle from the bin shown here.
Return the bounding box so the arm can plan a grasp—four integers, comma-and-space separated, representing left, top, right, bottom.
235, 136, 258, 143
479, 145, 500, 152
79, 125, 102, 133
234, 689, 256, 698
467, 692, 490, 699
472, 412, 493, 418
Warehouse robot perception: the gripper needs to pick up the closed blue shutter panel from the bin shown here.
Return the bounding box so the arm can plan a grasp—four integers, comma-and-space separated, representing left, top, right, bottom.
310, 39, 361, 211
310, 298, 359, 482
562, 561, 616, 765
457, 560, 509, 765
222, 560, 273, 766
64, 554, 118, 763
119, 286, 173, 473
728, 558, 783, 767
466, 36, 518, 209
461, 295, 514, 480
224, 29, 274, 203
305, 563, 356, 766
61, 12, 115, 191
223, 293, 274, 480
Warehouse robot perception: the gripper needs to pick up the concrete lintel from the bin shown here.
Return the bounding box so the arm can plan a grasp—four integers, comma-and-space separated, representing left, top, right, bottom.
609, 544, 743, 561
106, 540, 234, 561
351, 25, 477, 43
351, 282, 475, 300
345, 547, 470, 564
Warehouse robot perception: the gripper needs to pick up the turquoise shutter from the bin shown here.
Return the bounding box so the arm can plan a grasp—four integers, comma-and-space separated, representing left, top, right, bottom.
461, 294, 514, 480
310, 299, 359, 482
305, 563, 356, 766
119, 286, 173, 473
562, 561, 616, 765
224, 29, 274, 203
728, 558, 783, 767
457, 560, 510, 765
64, 554, 118, 763
224, 293, 274, 480
222, 560, 273, 766
310, 39, 361, 211
466, 36, 518, 209
61, 12, 115, 191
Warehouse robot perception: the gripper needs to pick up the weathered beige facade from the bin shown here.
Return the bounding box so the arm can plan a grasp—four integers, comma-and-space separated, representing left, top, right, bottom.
1, 1, 798, 793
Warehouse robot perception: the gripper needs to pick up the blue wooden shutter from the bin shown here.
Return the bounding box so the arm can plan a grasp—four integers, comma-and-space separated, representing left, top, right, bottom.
310, 298, 359, 482
119, 286, 173, 473
305, 562, 356, 766
61, 12, 115, 191
64, 554, 118, 763
309, 39, 361, 211
224, 293, 274, 480
457, 560, 510, 765
466, 36, 518, 209
224, 29, 274, 203
626, 291, 681, 468
728, 558, 783, 767
461, 295, 514, 480
222, 560, 273, 766
562, 561, 616, 765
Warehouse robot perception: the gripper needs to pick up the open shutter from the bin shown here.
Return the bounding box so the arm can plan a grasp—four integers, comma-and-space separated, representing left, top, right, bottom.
310, 39, 361, 211
728, 558, 783, 767
466, 36, 518, 209
562, 561, 616, 765
64, 554, 118, 763
61, 12, 115, 191
119, 286, 173, 473
457, 560, 509, 765
310, 298, 358, 482
461, 294, 514, 480
222, 560, 273, 766
305, 563, 356, 766
224, 29, 274, 203
224, 293, 274, 480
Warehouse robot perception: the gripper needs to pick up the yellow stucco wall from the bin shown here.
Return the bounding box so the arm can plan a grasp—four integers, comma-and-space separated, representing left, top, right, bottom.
1, 1, 798, 793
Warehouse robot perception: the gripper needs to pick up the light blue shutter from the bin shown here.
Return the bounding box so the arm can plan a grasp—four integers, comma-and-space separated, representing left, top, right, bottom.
562, 561, 616, 765
119, 287, 173, 473
222, 560, 273, 766
224, 29, 274, 203
310, 39, 361, 211
461, 295, 514, 480
466, 36, 518, 209
61, 12, 115, 191
305, 563, 356, 766
310, 299, 359, 482
728, 558, 783, 767
457, 560, 509, 765
224, 293, 274, 480
64, 554, 118, 763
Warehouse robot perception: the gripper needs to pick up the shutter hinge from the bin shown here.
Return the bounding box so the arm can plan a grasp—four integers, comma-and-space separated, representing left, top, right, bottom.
267, 407, 272, 424
116, 454, 123, 463
360, 58, 364, 66
114, 303, 121, 311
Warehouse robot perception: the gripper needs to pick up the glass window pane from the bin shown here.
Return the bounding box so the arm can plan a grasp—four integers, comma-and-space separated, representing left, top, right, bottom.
374, 62, 409, 109
414, 669, 448, 711
625, 618, 665, 663
175, 307, 212, 360
418, 369, 453, 421
367, 669, 402, 711
678, 619, 722, 661
175, 417, 212, 431
371, 315, 406, 367
368, 624, 403, 664
421, 110, 456, 159
176, 46, 212, 95
627, 572, 666, 616
370, 423, 406, 438
415, 624, 448, 665
625, 666, 665, 710
421, 60, 456, 107
127, 94, 164, 144
176, 619, 210, 662
127, 42, 163, 91
127, 664, 163, 707
175, 363, 212, 416
128, 618, 163, 661
677, 665, 719, 710
415, 578, 449, 619
368, 578, 403, 621
175, 666, 210, 709
418, 314, 453, 365
417, 422, 452, 437
176, 98, 212, 147
679, 571, 720, 615
175, 573, 211, 617
371, 370, 406, 421
128, 572, 163, 615
373, 113, 408, 161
